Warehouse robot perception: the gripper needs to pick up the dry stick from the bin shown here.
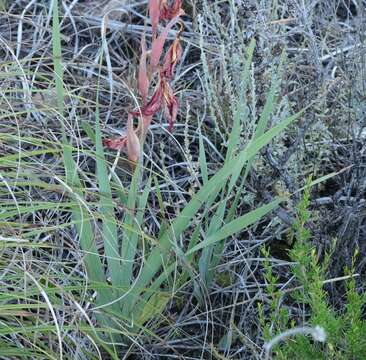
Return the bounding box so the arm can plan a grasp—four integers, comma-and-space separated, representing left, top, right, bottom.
321, 43, 362, 63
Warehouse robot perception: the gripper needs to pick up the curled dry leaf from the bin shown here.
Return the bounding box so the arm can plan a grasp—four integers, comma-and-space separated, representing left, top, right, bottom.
131, 82, 163, 118
160, 73, 179, 130
162, 35, 183, 79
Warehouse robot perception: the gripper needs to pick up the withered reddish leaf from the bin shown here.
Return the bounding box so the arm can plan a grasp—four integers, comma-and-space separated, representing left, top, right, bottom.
161, 73, 179, 130
138, 34, 149, 102
162, 36, 182, 79
150, 10, 184, 71
143, 84, 164, 115
131, 82, 164, 117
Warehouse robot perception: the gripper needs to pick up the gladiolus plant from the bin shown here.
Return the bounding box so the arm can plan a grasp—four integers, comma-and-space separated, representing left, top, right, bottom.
103, 0, 185, 163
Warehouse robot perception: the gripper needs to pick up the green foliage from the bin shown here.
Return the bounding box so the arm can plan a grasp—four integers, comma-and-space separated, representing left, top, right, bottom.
259, 246, 289, 343
260, 178, 366, 359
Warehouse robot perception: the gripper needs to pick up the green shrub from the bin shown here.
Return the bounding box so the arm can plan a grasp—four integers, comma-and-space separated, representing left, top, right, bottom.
261, 178, 366, 359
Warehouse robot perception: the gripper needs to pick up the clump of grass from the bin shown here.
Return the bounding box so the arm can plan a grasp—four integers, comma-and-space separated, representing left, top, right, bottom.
260, 178, 366, 359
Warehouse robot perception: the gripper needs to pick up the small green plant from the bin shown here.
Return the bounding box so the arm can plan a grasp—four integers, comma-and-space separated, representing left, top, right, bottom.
261, 178, 366, 359
258, 245, 289, 343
